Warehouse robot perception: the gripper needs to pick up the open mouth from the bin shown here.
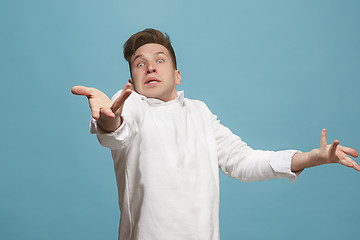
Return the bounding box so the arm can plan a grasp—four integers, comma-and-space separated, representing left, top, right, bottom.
145, 78, 160, 84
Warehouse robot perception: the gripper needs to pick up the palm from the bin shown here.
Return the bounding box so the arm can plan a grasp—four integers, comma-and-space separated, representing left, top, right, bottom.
71, 83, 133, 132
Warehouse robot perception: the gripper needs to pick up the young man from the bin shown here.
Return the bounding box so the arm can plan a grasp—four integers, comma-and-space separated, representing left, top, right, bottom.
71, 29, 359, 240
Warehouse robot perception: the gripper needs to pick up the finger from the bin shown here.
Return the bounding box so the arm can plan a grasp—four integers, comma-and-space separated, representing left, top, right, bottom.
72, 86, 100, 118
329, 139, 339, 156
91, 105, 101, 119
338, 145, 359, 158
100, 107, 116, 119
339, 158, 354, 168
71, 86, 93, 97
337, 148, 360, 172
111, 90, 132, 113
353, 161, 360, 172
111, 84, 132, 113
337, 151, 360, 171
320, 129, 327, 149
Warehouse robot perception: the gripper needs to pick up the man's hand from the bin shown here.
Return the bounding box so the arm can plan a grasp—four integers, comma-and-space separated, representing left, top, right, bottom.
71, 83, 133, 132
291, 129, 359, 172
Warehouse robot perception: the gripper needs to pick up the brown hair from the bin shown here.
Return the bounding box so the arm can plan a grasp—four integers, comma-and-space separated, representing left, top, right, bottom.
123, 28, 177, 71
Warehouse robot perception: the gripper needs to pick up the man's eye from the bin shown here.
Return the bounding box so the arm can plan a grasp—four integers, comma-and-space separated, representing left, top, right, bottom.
157, 59, 164, 63
137, 63, 144, 67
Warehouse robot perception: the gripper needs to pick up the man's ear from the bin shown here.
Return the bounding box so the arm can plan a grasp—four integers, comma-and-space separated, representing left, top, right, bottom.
175, 70, 181, 85
128, 79, 135, 91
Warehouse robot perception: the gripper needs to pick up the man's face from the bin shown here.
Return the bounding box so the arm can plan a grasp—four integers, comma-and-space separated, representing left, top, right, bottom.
129, 43, 181, 102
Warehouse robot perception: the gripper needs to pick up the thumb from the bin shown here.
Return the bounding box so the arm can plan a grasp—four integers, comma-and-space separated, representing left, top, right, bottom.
111, 83, 133, 114
111, 89, 132, 115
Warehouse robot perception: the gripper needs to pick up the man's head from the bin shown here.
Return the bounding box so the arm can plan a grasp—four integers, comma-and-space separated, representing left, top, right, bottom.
123, 29, 181, 102
124, 28, 177, 71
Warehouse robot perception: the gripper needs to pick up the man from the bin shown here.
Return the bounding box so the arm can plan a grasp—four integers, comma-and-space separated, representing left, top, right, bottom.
71, 29, 359, 240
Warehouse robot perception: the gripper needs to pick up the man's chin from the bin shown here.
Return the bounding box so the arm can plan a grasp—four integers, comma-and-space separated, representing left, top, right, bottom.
137, 90, 162, 100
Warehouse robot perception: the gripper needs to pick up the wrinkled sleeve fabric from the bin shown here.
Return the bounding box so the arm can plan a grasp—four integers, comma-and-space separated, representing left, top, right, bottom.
89, 90, 142, 150
211, 111, 301, 183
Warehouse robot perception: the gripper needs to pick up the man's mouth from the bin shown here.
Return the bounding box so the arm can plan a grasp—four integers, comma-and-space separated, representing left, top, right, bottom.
145, 77, 160, 84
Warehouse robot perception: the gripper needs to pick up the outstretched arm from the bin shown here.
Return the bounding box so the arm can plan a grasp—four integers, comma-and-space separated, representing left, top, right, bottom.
71, 83, 133, 132
291, 129, 359, 172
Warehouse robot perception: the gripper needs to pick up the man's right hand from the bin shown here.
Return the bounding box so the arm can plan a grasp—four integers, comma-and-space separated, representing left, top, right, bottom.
71, 83, 133, 132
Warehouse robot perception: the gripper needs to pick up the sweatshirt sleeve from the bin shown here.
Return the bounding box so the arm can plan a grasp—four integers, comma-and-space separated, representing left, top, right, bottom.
212, 112, 301, 183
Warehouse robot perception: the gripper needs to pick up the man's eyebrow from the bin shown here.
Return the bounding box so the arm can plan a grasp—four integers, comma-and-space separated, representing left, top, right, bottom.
132, 51, 168, 63
155, 51, 167, 56
133, 54, 143, 62
133, 51, 167, 61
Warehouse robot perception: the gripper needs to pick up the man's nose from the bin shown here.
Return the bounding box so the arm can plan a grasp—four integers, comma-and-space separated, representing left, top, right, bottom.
146, 64, 156, 74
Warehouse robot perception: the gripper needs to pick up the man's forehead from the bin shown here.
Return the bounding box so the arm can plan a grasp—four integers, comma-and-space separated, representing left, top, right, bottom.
131, 43, 170, 61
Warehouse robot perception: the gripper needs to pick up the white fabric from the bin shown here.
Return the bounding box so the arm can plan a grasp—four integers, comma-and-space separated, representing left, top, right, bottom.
90, 90, 300, 240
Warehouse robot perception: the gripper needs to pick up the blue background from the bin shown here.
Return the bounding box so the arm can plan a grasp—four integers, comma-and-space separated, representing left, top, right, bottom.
1, 0, 359, 239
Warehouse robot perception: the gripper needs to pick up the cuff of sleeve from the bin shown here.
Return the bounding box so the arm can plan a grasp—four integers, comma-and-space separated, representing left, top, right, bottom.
89, 117, 128, 141
270, 150, 303, 183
